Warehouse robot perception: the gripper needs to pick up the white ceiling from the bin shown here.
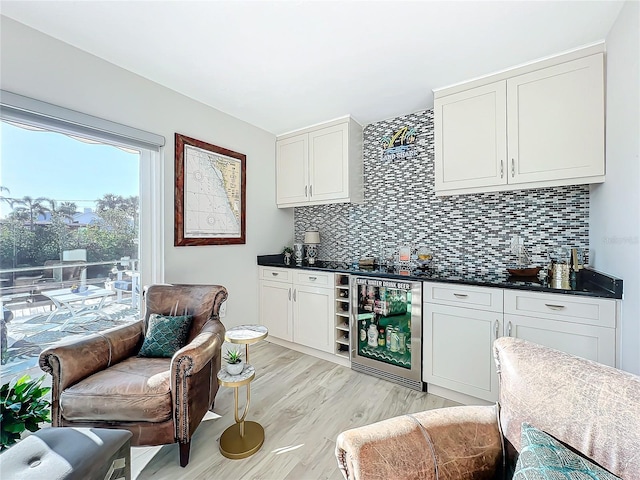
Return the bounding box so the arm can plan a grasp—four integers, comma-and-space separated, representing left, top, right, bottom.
0, 1, 624, 135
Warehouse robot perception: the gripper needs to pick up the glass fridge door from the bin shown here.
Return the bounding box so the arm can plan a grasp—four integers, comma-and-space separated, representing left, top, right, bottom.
355, 279, 414, 369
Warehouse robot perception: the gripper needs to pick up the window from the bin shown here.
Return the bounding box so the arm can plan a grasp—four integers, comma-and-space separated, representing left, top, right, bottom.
0, 91, 165, 376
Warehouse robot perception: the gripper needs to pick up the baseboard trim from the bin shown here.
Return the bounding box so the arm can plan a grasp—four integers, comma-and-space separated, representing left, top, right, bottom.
427, 384, 494, 406
265, 337, 351, 368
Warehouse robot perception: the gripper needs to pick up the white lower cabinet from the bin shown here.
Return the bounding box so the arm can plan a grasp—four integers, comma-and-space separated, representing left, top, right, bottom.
424, 303, 501, 402
259, 279, 293, 342
423, 282, 618, 403
423, 282, 503, 402
503, 289, 616, 367
293, 284, 334, 353
258, 267, 335, 354
503, 314, 615, 366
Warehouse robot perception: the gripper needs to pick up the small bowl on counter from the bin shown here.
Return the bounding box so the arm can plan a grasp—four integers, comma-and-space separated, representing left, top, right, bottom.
506, 266, 542, 277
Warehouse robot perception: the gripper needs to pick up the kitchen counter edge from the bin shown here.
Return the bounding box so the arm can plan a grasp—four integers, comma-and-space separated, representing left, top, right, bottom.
257, 255, 622, 300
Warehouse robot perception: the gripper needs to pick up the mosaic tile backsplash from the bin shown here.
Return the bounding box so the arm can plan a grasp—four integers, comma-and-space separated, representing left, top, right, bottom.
294, 109, 589, 273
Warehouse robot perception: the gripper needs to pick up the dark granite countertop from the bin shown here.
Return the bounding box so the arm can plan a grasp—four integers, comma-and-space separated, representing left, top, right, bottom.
257, 255, 623, 299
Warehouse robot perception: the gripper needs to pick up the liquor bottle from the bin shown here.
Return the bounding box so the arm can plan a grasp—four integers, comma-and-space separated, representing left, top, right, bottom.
358, 288, 366, 313
367, 323, 379, 348
378, 328, 386, 347
359, 319, 367, 349
398, 327, 406, 354
390, 327, 400, 352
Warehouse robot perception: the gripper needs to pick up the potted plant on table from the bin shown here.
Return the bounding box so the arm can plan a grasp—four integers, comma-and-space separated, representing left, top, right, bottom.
282, 246, 293, 266
223, 347, 245, 375
1, 375, 51, 450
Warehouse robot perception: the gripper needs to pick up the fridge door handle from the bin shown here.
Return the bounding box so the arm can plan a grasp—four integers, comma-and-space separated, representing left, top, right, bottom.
288, 287, 291, 301
293, 289, 296, 301
507, 321, 512, 336
494, 319, 499, 339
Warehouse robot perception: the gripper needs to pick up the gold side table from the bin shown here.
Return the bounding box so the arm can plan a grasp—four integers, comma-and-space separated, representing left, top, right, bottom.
217, 324, 268, 459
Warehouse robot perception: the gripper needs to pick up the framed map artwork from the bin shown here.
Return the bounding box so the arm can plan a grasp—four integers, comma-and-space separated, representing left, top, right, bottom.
174, 133, 246, 246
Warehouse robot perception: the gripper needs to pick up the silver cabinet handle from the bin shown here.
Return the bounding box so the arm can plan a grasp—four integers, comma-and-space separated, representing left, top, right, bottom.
272, 272, 278, 276
309, 185, 313, 197
453, 293, 468, 298
308, 276, 317, 281
500, 160, 504, 178
545, 304, 566, 310
507, 321, 512, 336
293, 289, 296, 301
494, 319, 499, 339
288, 287, 291, 301
511, 158, 515, 178
305, 185, 308, 197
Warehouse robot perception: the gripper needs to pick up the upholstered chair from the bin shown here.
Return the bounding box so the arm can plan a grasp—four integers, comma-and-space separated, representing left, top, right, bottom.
39, 284, 227, 467
336, 337, 640, 479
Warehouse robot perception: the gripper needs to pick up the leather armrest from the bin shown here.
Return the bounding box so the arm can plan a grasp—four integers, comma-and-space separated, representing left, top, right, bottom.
171, 319, 224, 443
335, 405, 502, 480
171, 319, 224, 378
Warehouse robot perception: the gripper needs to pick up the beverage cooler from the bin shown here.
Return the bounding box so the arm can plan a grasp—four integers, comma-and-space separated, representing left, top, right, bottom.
351, 277, 423, 391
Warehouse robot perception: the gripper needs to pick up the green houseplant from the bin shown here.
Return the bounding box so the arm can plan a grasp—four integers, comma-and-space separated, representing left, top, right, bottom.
1, 374, 51, 450
223, 347, 244, 375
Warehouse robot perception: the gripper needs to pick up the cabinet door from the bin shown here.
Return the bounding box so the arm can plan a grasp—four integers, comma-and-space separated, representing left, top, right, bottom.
423, 304, 501, 402
434, 81, 507, 192
507, 53, 604, 184
293, 285, 334, 354
504, 314, 615, 367
276, 134, 308, 207
308, 123, 349, 202
259, 280, 293, 341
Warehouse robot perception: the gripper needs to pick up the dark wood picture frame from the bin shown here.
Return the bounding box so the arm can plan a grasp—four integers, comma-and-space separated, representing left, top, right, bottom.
174, 133, 246, 246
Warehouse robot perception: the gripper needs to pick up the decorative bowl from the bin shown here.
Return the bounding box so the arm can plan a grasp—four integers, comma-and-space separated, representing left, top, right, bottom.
507, 266, 542, 277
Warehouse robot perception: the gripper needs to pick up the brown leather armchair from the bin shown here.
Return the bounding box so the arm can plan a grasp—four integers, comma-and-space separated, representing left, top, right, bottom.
336, 337, 640, 479
39, 284, 227, 467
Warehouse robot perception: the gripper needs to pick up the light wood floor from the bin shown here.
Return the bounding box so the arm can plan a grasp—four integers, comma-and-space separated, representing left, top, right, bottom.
132, 341, 459, 480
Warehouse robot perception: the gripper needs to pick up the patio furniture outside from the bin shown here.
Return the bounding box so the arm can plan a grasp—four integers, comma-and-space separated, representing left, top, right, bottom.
42, 285, 116, 329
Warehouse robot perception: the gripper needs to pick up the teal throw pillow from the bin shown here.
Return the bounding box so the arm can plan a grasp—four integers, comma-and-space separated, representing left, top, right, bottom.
138, 314, 193, 358
513, 423, 620, 480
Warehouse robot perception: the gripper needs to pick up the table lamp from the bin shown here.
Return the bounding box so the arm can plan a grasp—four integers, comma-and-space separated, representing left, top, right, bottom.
303, 230, 321, 265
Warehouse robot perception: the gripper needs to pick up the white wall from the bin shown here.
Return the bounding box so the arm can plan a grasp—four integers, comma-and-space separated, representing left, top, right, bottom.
0, 16, 294, 328
590, 1, 640, 374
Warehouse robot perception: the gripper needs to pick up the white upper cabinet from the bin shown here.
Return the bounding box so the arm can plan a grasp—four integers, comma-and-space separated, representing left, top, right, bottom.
308, 123, 350, 202
276, 116, 363, 208
507, 54, 605, 184
434, 45, 605, 196
276, 135, 308, 206
435, 81, 507, 192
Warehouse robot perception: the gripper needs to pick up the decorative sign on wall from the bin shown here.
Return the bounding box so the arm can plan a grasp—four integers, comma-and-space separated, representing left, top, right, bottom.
379, 126, 418, 161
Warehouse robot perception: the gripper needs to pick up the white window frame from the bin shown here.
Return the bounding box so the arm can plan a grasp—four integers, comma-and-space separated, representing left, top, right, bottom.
140, 149, 165, 286
0, 90, 165, 288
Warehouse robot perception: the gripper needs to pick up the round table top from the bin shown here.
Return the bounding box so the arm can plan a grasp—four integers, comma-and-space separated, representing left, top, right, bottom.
217, 364, 255, 387
225, 324, 268, 345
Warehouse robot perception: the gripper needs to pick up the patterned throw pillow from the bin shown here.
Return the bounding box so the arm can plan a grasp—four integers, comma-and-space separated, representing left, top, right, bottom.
138, 314, 193, 358
513, 423, 621, 479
